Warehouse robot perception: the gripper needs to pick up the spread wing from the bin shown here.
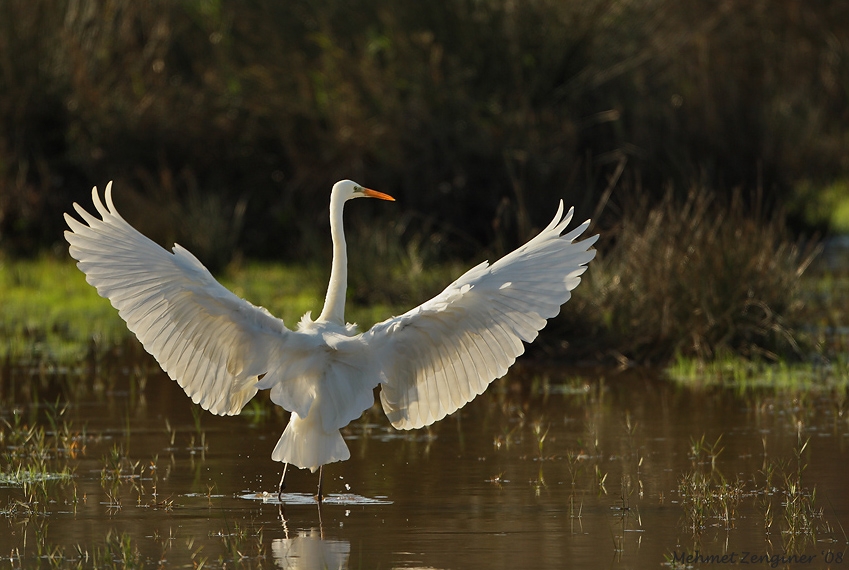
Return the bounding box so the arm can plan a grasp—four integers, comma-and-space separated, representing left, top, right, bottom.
365, 201, 597, 430
64, 182, 299, 416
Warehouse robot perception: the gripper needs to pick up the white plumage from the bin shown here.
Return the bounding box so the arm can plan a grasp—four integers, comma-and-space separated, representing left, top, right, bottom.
65, 180, 597, 496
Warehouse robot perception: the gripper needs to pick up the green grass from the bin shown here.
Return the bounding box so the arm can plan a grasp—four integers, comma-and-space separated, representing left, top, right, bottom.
219, 262, 332, 326
793, 178, 849, 233
0, 257, 127, 362
0, 464, 73, 486
218, 261, 420, 330
667, 354, 849, 392
676, 429, 833, 548
0, 182, 833, 373
0, 256, 419, 365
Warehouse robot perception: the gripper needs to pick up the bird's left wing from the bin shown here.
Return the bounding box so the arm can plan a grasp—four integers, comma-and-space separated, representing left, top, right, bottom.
364, 202, 598, 430
64, 183, 299, 416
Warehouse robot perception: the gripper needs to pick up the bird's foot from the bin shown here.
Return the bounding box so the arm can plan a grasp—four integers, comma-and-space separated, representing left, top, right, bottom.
277, 463, 289, 501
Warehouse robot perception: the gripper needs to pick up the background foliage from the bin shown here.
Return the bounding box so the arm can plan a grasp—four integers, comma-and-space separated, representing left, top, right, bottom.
1, 0, 846, 363
2, 0, 848, 264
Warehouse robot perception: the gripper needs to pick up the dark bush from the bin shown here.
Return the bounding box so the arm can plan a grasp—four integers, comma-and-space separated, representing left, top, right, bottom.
563, 188, 819, 364
1, 0, 848, 263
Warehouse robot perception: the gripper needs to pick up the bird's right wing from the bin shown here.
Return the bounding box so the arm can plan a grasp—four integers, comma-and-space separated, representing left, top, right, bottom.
365, 202, 598, 430
64, 183, 303, 416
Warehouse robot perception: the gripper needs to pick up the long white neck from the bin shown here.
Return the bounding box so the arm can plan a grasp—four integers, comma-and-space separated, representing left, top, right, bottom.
317, 192, 348, 324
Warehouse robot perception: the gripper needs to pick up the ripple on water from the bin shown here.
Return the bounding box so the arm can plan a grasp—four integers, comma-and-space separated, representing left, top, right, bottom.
238, 491, 393, 506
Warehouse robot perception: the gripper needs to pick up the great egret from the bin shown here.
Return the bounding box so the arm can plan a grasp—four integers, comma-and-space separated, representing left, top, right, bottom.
65, 180, 597, 501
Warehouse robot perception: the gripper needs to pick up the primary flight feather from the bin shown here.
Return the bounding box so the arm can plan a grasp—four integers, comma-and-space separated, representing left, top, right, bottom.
65, 179, 597, 500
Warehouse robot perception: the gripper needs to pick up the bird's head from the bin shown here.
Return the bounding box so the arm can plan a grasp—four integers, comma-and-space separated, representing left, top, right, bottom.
332, 180, 395, 202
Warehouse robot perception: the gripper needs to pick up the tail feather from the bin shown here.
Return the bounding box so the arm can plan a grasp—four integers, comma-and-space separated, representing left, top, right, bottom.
272, 411, 349, 473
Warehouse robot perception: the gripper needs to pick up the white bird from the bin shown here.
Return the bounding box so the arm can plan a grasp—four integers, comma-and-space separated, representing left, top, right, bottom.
64, 180, 597, 501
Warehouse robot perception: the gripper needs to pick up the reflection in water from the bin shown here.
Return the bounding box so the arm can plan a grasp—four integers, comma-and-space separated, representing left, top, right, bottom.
272, 532, 350, 570
273, 505, 350, 570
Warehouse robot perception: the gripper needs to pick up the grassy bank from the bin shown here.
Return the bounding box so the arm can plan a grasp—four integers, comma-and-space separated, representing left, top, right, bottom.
0, 257, 127, 363
0, 258, 313, 364
0, 256, 454, 365
0, 188, 826, 370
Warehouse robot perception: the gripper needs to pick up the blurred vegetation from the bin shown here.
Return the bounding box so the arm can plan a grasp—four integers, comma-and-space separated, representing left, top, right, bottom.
565, 188, 820, 364
0, 257, 128, 363
1, 0, 847, 365
2, 0, 848, 260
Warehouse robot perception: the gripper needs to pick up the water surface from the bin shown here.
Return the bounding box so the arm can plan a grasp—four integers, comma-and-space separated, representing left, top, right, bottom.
1, 352, 847, 569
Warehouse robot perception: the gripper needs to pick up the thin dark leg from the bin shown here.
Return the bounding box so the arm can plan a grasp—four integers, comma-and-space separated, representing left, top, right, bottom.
316, 465, 324, 503
316, 496, 324, 537
277, 462, 289, 501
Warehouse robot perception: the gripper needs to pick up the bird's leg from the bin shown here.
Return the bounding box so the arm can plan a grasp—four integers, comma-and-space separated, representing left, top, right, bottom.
315, 465, 324, 503
316, 497, 324, 538
277, 463, 289, 501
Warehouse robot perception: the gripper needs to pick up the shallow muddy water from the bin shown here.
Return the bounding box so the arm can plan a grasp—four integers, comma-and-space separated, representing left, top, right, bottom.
1, 351, 848, 569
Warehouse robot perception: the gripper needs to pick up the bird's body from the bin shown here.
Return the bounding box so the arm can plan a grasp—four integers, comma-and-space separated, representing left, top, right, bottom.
65, 180, 597, 496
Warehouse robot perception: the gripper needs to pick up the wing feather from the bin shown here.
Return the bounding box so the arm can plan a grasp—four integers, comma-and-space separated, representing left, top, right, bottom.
459, 335, 482, 395
65, 182, 298, 416
432, 325, 460, 411
443, 331, 471, 404
367, 202, 598, 429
